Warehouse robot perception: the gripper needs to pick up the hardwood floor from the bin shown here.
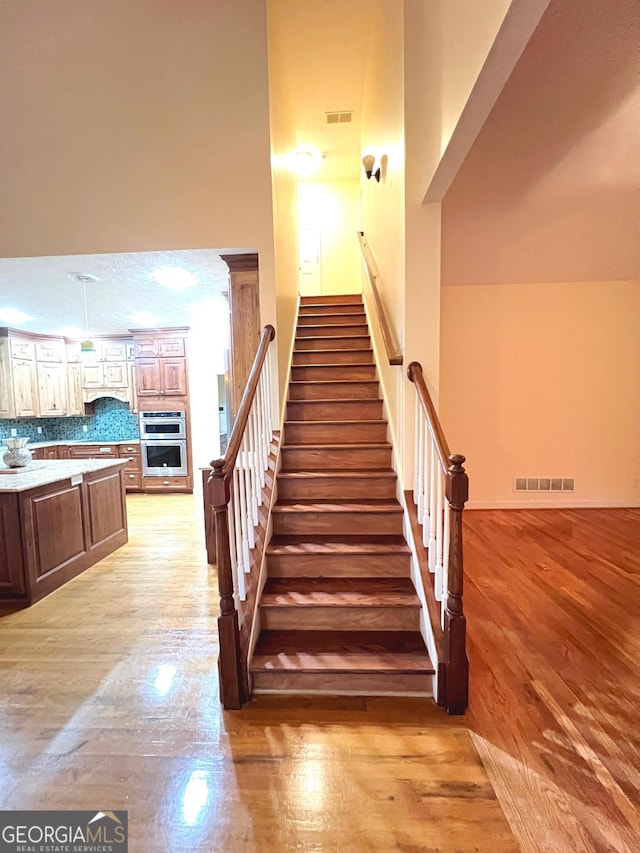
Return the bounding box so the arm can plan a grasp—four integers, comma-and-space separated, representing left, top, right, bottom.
0, 497, 637, 851
463, 508, 640, 853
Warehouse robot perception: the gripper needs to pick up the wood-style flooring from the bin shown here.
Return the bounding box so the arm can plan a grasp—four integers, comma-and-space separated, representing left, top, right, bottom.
0, 496, 638, 851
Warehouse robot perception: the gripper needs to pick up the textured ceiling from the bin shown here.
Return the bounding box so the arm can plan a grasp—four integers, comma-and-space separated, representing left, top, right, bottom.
0, 249, 232, 337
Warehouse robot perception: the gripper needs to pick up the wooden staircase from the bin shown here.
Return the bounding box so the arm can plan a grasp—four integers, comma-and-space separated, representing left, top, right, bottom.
250, 294, 434, 696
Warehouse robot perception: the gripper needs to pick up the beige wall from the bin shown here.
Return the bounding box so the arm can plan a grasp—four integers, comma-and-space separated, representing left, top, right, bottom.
441, 281, 640, 507
298, 181, 361, 295
267, 0, 301, 411
360, 0, 407, 483
440, 0, 639, 508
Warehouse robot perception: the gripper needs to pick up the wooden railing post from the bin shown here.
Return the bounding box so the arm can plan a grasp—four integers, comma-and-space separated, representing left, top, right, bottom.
210, 459, 244, 710
444, 454, 469, 714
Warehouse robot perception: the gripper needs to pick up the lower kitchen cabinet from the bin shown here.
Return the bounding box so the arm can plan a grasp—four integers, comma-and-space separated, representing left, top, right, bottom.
141, 474, 193, 493
118, 444, 142, 492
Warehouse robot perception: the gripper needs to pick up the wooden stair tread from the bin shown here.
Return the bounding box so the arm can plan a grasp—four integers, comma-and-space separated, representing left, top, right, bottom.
267, 537, 410, 555
272, 500, 402, 513
251, 631, 433, 673
293, 348, 373, 355
288, 380, 378, 385
277, 469, 397, 479
281, 442, 390, 450
260, 578, 420, 606
284, 419, 387, 426
286, 398, 383, 404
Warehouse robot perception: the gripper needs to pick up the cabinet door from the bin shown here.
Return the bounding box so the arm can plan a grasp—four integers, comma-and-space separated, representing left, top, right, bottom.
134, 338, 158, 358
10, 338, 34, 360
66, 362, 84, 416
81, 362, 104, 389
135, 358, 161, 395
103, 362, 128, 388
157, 338, 185, 358
102, 341, 128, 361
35, 340, 65, 363
127, 361, 138, 413
12, 359, 39, 417
37, 362, 67, 416
160, 358, 188, 395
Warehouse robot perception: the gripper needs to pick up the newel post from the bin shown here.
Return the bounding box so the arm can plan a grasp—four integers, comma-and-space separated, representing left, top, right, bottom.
209, 459, 244, 710
444, 454, 469, 714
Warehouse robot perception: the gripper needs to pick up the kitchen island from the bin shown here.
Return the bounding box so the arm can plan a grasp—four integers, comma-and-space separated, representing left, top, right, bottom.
0, 458, 128, 606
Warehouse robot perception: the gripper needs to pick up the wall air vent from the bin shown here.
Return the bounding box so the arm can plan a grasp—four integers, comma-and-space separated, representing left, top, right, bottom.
326, 111, 353, 124
514, 477, 575, 492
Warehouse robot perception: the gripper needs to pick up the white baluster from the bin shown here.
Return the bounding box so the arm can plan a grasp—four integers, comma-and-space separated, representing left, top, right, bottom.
236, 448, 251, 570
232, 467, 246, 598
428, 441, 437, 572
422, 419, 430, 544
434, 471, 444, 602
265, 349, 273, 436
413, 401, 419, 503
241, 433, 254, 552
417, 413, 424, 521
442, 499, 451, 628
256, 378, 266, 491
248, 402, 259, 526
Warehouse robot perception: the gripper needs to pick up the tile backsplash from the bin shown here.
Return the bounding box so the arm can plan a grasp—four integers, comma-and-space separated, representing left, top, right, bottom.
0, 398, 140, 442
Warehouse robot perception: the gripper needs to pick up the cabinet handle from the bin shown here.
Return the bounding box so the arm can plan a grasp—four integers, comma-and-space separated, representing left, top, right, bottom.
99, 447, 111, 453
127, 457, 134, 462
128, 474, 135, 479
163, 480, 170, 485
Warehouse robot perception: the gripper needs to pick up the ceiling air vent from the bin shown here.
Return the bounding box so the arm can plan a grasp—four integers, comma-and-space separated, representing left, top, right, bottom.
326, 111, 353, 124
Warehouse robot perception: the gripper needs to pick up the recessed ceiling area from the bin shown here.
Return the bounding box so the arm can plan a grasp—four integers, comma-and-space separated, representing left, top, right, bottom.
0, 249, 235, 337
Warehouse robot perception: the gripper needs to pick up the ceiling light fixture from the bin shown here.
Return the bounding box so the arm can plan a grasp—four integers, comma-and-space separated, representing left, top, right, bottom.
150, 266, 198, 291
68, 272, 99, 284
0, 308, 33, 325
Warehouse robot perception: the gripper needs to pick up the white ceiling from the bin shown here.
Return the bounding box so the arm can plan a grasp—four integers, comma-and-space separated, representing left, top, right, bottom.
0, 249, 233, 337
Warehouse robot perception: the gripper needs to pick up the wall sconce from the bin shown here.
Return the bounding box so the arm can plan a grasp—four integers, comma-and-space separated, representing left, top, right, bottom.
362, 154, 381, 182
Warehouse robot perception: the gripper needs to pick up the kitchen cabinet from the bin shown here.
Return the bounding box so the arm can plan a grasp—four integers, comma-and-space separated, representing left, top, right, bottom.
133, 335, 185, 359
37, 361, 68, 416
67, 444, 118, 459
12, 359, 39, 417
1, 330, 71, 419
135, 357, 188, 397
30, 447, 58, 461
118, 443, 142, 491
66, 362, 83, 416
82, 361, 128, 389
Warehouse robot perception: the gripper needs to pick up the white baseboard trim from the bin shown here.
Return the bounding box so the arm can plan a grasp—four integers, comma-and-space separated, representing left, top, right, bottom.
466, 499, 640, 510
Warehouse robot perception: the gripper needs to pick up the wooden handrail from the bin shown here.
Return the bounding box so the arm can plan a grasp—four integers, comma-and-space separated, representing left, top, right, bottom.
221, 324, 275, 477
208, 323, 275, 710
407, 359, 468, 714
357, 231, 403, 366
407, 361, 450, 472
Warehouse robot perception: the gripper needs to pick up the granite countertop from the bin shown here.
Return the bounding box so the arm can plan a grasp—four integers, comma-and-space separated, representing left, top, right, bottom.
0, 458, 127, 493
0, 439, 140, 449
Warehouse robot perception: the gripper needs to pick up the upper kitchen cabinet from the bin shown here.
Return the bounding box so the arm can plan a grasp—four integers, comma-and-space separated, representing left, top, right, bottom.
0, 329, 67, 418
79, 336, 134, 407
131, 328, 189, 401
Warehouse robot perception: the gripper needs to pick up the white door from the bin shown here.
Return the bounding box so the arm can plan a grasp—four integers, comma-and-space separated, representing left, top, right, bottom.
299, 226, 321, 296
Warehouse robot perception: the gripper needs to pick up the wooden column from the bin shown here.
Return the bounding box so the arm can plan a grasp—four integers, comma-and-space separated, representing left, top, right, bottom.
210, 460, 244, 710
444, 454, 469, 715
221, 253, 261, 423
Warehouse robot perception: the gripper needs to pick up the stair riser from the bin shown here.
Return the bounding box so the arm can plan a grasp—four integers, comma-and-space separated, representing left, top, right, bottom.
295, 337, 371, 351
277, 477, 396, 500
296, 325, 369, 338
259, 606, 420, 631
291, 365, 377, 382
300, 295, 362, 305
288, 382, 379, 400
281, 446, 392, 469
284, 422, 387, 445
297, 314, 366, 326
266, 553, 411, 577
292, 350, 374, 365
286, 400, 383, 420
272, 511, 404, 536
251, 671, 432, 694
299, 304, 364, 315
